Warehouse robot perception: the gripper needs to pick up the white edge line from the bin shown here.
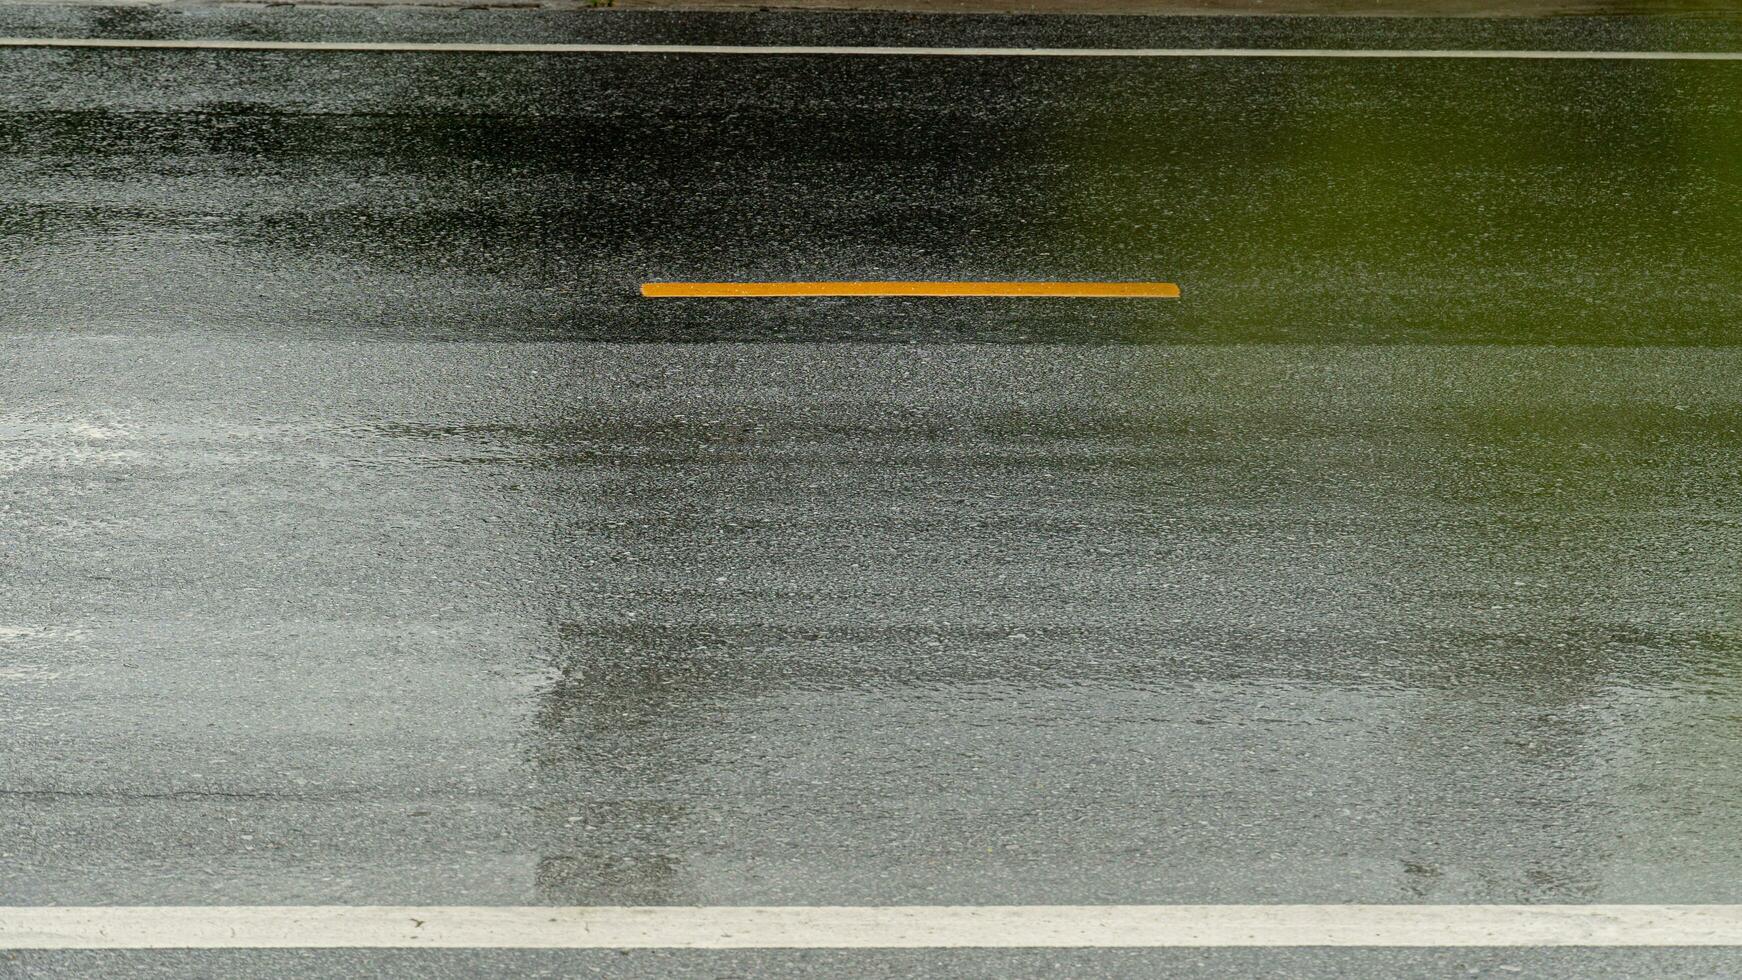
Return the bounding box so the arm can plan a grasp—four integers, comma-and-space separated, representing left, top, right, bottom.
0, 37, 1740, 59
5, 905, 1742, 948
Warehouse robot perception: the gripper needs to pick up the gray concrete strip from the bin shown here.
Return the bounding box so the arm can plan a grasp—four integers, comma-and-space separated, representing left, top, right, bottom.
7, 948, 1742, 980
7, 905, 1742, 948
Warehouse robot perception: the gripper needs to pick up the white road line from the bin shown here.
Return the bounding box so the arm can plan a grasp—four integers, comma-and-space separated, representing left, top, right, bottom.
0, 37, 1739, 59
5, 905, 1742, 948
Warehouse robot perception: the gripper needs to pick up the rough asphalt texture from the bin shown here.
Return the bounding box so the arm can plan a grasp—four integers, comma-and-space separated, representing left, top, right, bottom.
3, 6, 1742, 978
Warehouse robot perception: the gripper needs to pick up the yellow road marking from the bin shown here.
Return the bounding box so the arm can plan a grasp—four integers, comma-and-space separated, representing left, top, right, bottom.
641, 281, 1181, 298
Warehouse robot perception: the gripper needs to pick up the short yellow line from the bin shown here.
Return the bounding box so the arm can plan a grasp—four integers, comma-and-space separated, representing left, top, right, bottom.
641, 281, 1181, 298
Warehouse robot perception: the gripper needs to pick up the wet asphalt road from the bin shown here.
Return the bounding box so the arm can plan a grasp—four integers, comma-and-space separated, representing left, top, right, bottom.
4, 6, 1742, 977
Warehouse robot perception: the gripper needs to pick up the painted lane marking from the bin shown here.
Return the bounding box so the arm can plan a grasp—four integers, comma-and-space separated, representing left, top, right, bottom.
641, 281, 1181, 298
5, 905, 1742, 949
0, 38, 1739, 60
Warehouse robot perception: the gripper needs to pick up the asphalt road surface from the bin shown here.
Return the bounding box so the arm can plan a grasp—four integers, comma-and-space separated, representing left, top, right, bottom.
3, 6, 1741, 977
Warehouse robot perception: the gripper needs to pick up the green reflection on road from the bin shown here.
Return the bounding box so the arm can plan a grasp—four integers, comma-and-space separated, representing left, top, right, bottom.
1055, 55, 1742, 343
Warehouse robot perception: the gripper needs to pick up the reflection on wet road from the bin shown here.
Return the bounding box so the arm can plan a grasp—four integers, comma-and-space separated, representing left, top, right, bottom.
3, 7, 1742, 975
6, 342, 1740, 909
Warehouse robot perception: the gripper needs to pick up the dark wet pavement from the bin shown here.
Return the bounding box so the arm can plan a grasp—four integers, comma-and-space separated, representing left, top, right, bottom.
3, 8, 1742, 978
2, 11, 1740, 345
